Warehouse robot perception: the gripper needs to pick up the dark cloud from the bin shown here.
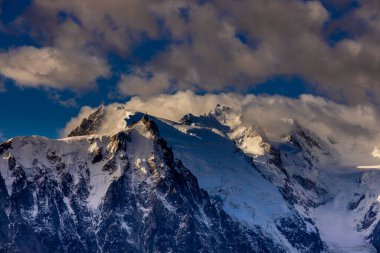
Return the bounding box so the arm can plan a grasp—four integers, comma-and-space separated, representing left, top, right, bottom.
0, 0, 379, 104
48, 91, 78, 108
114, 0, 380, 104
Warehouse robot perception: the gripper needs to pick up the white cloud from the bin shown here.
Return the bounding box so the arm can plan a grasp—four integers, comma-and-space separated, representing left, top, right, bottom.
372, 147, 380, 158
124, 90, 250, 121
240, 94, 380, 165
0, 46, 110, 90
63, 91, 380, 166
118, 71, 172, 97
306, 1, 329, 23
97, 104, 131, 136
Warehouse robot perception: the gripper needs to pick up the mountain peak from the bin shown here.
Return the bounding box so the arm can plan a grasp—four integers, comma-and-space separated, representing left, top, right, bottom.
208, 104, 234, 121
68, 106, 105, 137
67, 106, 154, 138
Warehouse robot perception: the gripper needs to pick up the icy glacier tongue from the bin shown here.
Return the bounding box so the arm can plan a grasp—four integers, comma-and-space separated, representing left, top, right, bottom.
278, 149, 380, 252
307, 167, 380, 253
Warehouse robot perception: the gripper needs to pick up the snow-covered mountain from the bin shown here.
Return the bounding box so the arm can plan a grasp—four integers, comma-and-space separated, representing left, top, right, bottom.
1, 105, 380, 252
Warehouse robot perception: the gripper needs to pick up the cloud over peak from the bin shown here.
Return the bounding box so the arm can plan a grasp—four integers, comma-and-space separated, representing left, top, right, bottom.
63, 91, 380, 166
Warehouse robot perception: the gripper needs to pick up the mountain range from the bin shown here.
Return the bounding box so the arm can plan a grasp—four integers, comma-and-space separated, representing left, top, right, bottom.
1, 105, 380, 252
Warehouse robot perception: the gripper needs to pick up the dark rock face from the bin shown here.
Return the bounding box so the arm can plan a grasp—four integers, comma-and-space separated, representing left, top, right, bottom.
179, 114, 194, 125
276, 215, 324, 253
0, 140, 12, 156
366, 202, 380, 251
358, 203, 380, 231
95, 159, 282, 253
347, 193, 365, 211
92, 148, 104, 164
268, 146, 289, 177
370, 218, 380, 251
68, 107, 105, 137
292, 175, 328, 197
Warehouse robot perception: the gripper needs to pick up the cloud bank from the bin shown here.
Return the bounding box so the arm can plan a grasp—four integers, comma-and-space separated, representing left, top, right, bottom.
0, 0, 378, 103
63, 91, 380, 166
0, 46, 109, 90
3, 0, 380, 161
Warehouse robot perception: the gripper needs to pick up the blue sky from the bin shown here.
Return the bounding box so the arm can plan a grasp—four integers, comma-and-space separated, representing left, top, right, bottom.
0, 0, 377, 139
